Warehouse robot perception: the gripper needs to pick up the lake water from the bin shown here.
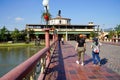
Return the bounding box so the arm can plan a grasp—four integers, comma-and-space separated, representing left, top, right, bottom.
0, 46, 42, 77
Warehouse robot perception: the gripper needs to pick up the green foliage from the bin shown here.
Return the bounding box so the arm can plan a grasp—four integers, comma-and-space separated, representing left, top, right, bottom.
11, 28, 20, 42
114, 24, 120, 30
41, 12, 51, 22
0, 25, 33, 42
108, 24, 120, 39
114, 24, 120, 35
90, 31, 98, 38
108, 31, 115, 39
0, 26, 10, 41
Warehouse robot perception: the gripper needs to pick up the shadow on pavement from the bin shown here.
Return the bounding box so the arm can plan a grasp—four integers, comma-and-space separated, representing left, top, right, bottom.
44, 41, 66, 80
85, 58, 93, 65
100, 58, 108, 65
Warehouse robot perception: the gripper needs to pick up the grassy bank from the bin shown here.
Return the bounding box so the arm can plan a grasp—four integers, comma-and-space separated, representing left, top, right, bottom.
0, 42, 45, 47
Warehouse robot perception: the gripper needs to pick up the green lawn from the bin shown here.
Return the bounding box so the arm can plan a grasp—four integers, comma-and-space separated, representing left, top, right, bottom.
0, 42, 45, 47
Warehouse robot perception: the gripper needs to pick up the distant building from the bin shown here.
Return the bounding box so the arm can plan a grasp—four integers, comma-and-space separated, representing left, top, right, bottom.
49, 16, 71, 25
26, 12, 97, 41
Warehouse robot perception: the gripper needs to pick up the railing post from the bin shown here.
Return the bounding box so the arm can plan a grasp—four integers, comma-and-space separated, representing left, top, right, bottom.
53, 34, 55, 42
53, 29, 58, 41
45, 29, 50, 48
44, 28, 50, 67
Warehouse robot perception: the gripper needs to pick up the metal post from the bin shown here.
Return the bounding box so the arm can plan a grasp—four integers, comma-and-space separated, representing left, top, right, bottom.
97, 25, 99, 38
45, 6, 48, 28
45, 29, 50, 47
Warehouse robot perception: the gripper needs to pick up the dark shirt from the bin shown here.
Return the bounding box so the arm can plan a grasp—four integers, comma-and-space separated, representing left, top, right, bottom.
77, 38, 85, 47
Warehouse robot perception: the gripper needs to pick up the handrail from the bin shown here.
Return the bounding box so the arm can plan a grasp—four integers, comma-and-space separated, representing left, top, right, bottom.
1, 40, 57, 80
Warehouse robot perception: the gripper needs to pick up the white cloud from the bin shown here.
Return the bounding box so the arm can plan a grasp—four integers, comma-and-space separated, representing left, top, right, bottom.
15, 17, 24, 21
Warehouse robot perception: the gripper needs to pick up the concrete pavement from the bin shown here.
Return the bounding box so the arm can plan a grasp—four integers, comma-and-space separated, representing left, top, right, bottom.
68, 41, 120, 75
44, 41, 120, 80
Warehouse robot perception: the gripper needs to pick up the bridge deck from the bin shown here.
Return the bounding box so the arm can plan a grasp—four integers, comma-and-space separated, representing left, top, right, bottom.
44, 41, 120, 80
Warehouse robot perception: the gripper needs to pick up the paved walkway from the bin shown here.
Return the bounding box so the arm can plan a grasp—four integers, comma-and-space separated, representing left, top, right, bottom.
69, 41, 120, 75
87, 41, 120, 75
44, 41, 120, 80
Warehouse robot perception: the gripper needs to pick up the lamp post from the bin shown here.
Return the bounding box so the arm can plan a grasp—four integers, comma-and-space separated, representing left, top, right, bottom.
115, 31, 118, 43
42, 0, 49, 12
42, 0, 49, 28
97, 25, 99, 38
42, 0, 50, 68
42, 0, 50, 47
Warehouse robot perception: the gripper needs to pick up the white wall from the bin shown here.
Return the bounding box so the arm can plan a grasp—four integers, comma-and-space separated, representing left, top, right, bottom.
49, 19, 70, 25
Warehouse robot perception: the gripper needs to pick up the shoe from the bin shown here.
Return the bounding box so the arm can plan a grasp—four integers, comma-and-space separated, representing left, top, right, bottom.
81, 63, 84, 66
98, 62, 101, 66
76, 60, 79, 64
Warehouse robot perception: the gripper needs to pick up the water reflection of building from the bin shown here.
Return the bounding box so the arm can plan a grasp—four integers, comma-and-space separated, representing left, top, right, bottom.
26, 12, 97, 41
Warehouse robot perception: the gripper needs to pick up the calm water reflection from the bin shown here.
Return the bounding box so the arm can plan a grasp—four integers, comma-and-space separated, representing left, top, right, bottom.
0, 46, 42, 77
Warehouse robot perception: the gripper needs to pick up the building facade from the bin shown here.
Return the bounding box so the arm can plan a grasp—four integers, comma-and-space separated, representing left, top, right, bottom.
26, 15, 97, 41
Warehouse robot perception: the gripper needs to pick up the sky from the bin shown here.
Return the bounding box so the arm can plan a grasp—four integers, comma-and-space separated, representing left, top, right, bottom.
0, 0, 120, 31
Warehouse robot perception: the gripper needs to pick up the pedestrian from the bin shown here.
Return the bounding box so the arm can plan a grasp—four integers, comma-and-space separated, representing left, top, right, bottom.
91, 38, 101, 66
61, 37, 64, 45
75, 34, 86, 66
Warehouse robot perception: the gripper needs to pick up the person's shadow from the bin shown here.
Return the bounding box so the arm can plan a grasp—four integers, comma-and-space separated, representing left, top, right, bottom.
100, 58, 108, 65
85, 58, 93, 65
84, 57, 108, 65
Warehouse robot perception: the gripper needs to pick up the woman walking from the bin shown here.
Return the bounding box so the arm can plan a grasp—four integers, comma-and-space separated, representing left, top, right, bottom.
91, 38, 101, 66
75, 34, 86, 66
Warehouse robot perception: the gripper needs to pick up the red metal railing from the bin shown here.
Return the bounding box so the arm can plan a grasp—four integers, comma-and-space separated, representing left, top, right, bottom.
0, 40, 58, 80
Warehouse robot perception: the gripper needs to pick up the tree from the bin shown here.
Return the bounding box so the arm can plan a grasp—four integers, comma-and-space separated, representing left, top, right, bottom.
0, 26, 9, 42
114, 24, 120, 30
108, 30, 115, 39
11, 28, 21, 42
17, 29, 27, 41
90, 31, 98, 38
114, 24, 120, 36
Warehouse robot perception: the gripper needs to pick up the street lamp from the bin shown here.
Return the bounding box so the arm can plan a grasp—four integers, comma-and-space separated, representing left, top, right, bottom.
97, 25, 99, 38
42, 0, 49, 11
42, 0, 49, 28
42, 0, 51, 70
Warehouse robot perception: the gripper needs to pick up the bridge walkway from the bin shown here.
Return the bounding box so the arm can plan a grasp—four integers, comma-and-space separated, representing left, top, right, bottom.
44, 41, 120, 80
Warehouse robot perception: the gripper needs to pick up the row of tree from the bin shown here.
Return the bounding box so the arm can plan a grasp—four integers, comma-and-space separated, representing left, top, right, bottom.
1, 24, 120, 42
0, 26, 35, 43
90, 24, 120, 39
109, 24, 120, 38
